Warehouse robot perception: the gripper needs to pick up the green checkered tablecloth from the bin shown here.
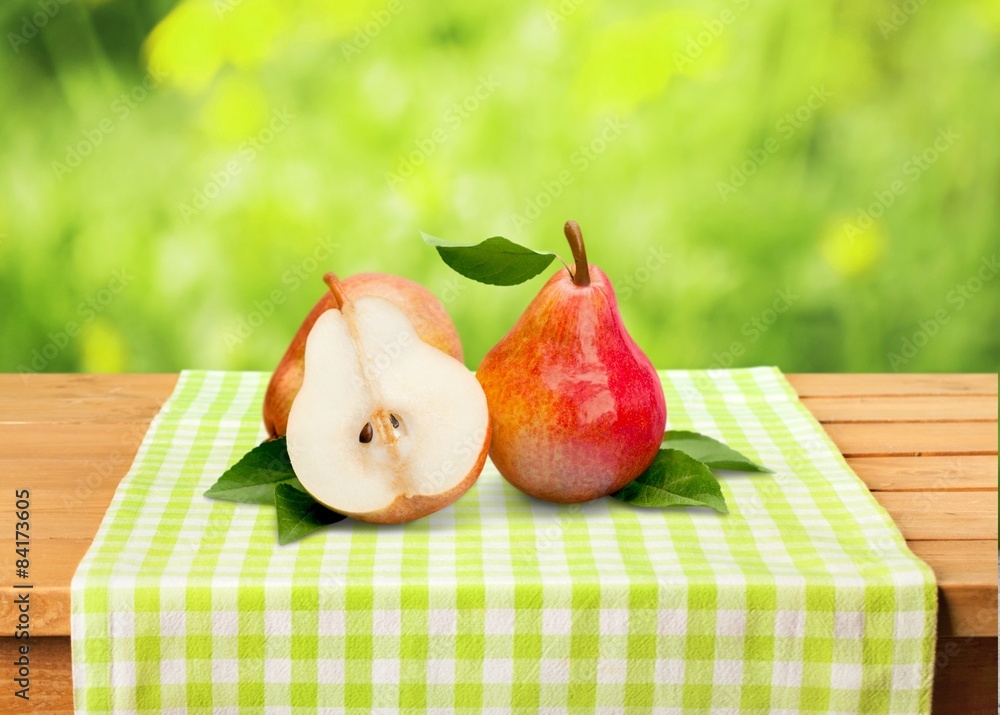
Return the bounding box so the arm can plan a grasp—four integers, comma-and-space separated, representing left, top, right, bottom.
71, 368, 936, 713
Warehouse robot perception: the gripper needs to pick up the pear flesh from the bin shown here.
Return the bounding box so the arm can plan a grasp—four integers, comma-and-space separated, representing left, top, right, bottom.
287, 295, 490, 523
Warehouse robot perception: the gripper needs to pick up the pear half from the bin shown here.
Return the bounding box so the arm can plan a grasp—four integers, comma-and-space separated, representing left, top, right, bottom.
286, 278, 490, 524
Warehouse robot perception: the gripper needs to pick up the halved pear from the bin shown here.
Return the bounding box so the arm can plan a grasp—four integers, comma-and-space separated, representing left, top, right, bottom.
286, 277, 490, 524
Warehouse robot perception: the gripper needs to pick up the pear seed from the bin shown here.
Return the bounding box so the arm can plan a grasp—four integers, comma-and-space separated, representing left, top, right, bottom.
390, 414, 399, 429
359, 423, 373, 443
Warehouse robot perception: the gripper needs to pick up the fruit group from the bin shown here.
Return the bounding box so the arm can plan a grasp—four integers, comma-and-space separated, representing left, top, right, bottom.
476, 221, 667, 503
286, 275, 490, 523
263, 272, 463, 438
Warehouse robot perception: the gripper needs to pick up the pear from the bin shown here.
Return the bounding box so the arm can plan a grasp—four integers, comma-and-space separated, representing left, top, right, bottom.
476, 221, 667, 503
264, 272, 463, 438
286, 275, 490, 523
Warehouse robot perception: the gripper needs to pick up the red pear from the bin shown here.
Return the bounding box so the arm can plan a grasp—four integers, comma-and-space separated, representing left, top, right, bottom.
476, 221, 667, 503
264, 272, 463, 438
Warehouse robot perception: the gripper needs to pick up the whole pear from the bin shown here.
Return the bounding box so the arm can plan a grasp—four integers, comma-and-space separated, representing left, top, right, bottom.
476, 221, 666, 503
264, 272, 463, 438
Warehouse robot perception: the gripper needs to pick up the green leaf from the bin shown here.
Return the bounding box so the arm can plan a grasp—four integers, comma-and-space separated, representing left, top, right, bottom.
204, 437, 301, 504
664, 430, 771, 473
274, 482, 347, 545
421, 232, 557, 286
612, 448, 728, 513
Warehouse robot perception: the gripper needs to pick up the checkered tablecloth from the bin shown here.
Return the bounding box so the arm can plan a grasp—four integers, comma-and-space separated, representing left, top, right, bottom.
71, 368, 936, 713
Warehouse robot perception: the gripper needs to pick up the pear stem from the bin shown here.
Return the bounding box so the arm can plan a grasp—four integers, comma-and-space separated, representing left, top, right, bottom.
323, 272, 349, 309
563, 220, 590, 287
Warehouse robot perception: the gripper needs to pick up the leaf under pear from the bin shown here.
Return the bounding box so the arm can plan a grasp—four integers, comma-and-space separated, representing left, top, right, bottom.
274, 482, 347, 545
612, 448, 729, 513
664, 430, 771, 473
204, 437, 302, 504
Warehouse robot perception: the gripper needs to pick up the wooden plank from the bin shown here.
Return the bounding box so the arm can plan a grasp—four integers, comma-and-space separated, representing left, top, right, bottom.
0, 422, 152, 459
910, 540, 998, 637
875, 492, 998, 541
801, 395, 998, 423
933, 636, 998, 713
0, 373, 177, 401
847, 456, 999, 492
0, 458, 133, 507
0, 637, 73, 713
824, 422, 998, 457
0, 373, 175, 425
0, 395, 169, 424
787, 373, 998, 397
0, 636, 995, 714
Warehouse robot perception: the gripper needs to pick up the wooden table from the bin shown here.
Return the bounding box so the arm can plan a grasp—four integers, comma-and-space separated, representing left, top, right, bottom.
0, 373, 996, 713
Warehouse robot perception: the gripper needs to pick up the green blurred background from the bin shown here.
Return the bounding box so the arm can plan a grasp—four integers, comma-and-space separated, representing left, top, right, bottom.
1, 0, 998, 375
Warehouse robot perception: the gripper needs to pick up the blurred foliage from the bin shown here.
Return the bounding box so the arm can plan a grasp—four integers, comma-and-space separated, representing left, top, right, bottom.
0, 0, 998, 376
